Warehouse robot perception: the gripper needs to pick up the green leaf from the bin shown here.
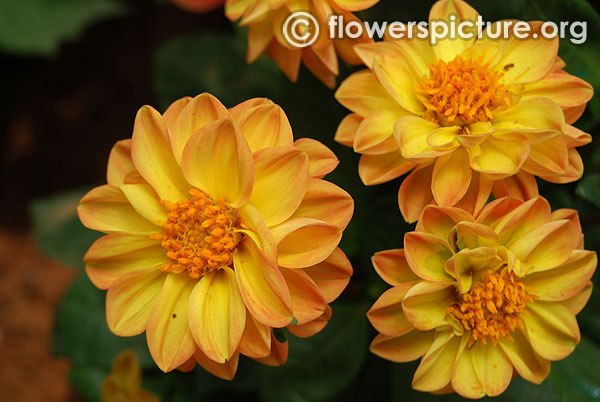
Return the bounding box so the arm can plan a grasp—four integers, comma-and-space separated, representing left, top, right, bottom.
53, 274, 154, 369
154, 31, 283, 110
0, 0, 125, 56
69, 364, 107, 402
29, 188, 101, 269
576, 174, 600, 209
260, 303, 369, 402
548, 337, 600, 402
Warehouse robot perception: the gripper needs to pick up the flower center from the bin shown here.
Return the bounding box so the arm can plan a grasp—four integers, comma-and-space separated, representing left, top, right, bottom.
417, 57, 507, 126
448, 266, 534, 346
158, 188, 241, 279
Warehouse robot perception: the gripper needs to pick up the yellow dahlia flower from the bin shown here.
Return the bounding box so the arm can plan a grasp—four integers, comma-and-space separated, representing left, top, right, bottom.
78, 93, 354, 379
367, 196, 596, 398
335, 0, 593, 222
225, 0, 378, 88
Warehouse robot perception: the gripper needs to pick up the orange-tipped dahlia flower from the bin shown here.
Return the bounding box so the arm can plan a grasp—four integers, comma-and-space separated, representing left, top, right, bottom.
335, 0, 593, 222
225, 0, 378, 88
367, 196, 596, 398
78, 93, 354, 379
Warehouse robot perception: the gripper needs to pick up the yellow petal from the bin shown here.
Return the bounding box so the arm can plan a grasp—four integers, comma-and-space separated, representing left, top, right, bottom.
106, 269, 165, 336
247, 17, 274, 63
335, 113, 362, 147
121, 171, 167, 225
492, 97, 566, 133
280, 267, 327, 324
539, 148, 584, 184
84, 234, 164, 289
452, 247, 501, 293
509, 219, 574, 273
452, 342, 512, 398
428, 0, 479, 62
271, 218, 342, 268
229, 98, 272, 121
146, 273, 196, 372
302, 46, 338, 89
254, 330, 288, 366
225, 0, 252, 20
523, 301, 580, 361
523, 249, 596, 301
182, 118, 254, 207
335, 70, 401, 116
491, 171, 538, 201
402, 281, 455, 330
499, 328, 550, 384
162, 96, 192, 135
492, 24, 558, 84
249, 146, 309, 226
353, 42, 404, 69
238, 309, 271, 358
452, 172, 494, 228
561, 282, 592, 315
236, 103, 294, 152
432, 147, 472, 207
233, 238, 293, 327
412, 331, 461, 392
395, 116, 451, 161
416, 205, 474, 239
328, 0, 378, 12
368, 282, 415, 337
522, 72, 593, 109
522, 135, 569, 176
266, 41, 301, 82
454, 221, 500, 250
358, 152, 414, 186
470, 133, 530, 179
290, 178, 353, 230
304, 247, 353, 303
188, 267, 246, 363
194, 348, 239, 380
78, 185, 159, 235
354, 110, 401, 155
488, 197, 551, 246
106, 139, 135, 186
131, 106, 190, 202
371, 249, 420, 287
370, 330, 435, 363
372, 52, 425, 115
294, 138, 339, 179
237, 203, 278, 262
404, 232, 454, 281
398, 164, 434, 223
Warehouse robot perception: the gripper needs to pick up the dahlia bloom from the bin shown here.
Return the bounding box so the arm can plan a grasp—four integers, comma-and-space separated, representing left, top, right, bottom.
335, 0, 593, 222
225, 0, 378, 88
171, 0, 225, 13
78, 93, 354, 379
367, 196, 596, 398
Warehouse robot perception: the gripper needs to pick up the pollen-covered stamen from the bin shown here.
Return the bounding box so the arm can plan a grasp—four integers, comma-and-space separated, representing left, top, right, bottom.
156, 188, 241, 280
416, 57, 508, 126
448, 266, 535, 346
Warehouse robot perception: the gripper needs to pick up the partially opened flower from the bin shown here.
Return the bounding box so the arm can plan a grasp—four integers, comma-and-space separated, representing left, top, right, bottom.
367, 196, 596, 398
225, 0, 378, 88
78, 93, 354, 379
335, 0, 593, 222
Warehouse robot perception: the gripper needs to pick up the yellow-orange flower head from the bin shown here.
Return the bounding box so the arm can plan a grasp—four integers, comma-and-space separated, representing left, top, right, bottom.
367, 197, 596, 398
78, 93, 354, 379
225, 0, 379, 88
334, 0, 593, 223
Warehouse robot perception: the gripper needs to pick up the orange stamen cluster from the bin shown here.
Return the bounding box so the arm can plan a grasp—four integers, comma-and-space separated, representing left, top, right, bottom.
417, 57, 507, 126
156, 188, 240, 279
448, 266, 534, 346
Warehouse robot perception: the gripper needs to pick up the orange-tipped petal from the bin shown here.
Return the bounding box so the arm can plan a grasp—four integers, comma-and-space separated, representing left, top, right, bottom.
335, 114, 362, 147
236, 103, 294, 152
146, 273, 196, 372
404, 232, 454, 281
372, 249, 419, 287
280, 267, 327, 324
398, 164, 434, 223
412, 332, 461, 392
329, 0, 378, 12
107, 139, 135, 186
131, 106, 190, 202
266, 41, 301, 82
78, 185, 159, 235
288, 305, 331, 338
270, 218, 342, 269
395, 115, 450, 161
335, 70, 400, 116
106, 269, 165, 336
194, 348, 239, 381
561, 282, 592, 315
254, 330, 288, 366
491, 171, 538, 201
402, 282, 455, 330
238, 309, 271, 358
188, 267, 246, 363
431, 148, 472, 207
416, 205, 473, 239
492, 97, 565, 133
354, 110, 401, 155
372, 53, 424, 115
182, 118, 254, 208
290, 178, 353, 230
470, 133, 530, 179
249, 147, 309, 226
121, 171, 167, 225
428, 0, 479, 60
294, 138, 338, 179
237, 203, 278, 262
233, 238, 293, 327
358, 153, 414, 186
523, 72, 593, 109
162, 96, 192, 135
304, 247, 353, 303
370, 330, 435, 363
368, 282, 415, 337
499, 328, 550, 384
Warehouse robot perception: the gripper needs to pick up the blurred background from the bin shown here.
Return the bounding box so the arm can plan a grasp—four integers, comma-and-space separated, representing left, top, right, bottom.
0, 0, 599, 401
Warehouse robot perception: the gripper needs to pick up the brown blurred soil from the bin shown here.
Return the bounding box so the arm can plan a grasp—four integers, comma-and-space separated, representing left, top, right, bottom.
0, 231, 77, 401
